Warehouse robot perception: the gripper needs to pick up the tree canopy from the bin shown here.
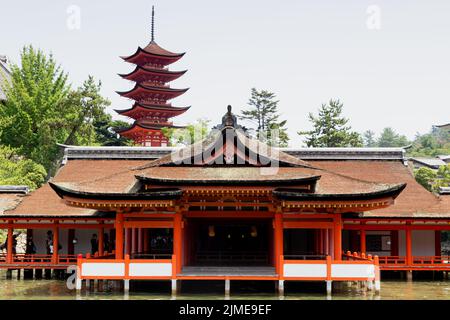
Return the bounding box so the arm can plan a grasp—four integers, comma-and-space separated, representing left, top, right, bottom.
298, 99, 362, 147
162, 118, 211, 146
0, 46, 70, 172
239, 88, 289, 147
0, 46, 121, 175
0, 146, 46, 190
415, 164, 450, 193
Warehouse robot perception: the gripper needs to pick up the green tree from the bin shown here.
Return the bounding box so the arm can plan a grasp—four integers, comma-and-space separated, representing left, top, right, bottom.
94, 114, 133, 146
409, 127, 450, 157
377, 127, 410, 147
0, 46, 69, 172
298, 99, 363, 147
239, 88, 289, 147
162, 118, 211, 146
0, 146, 46, 190
363, 130, 377, 147
414, 164, 450, 193
414, 167, 437, 191
61, 76, 111, 146
435, 164, 450, 190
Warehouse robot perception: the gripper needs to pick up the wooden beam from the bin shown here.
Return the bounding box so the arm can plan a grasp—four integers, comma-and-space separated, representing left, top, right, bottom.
283, 221, 333, 229
123, 220, 173, 229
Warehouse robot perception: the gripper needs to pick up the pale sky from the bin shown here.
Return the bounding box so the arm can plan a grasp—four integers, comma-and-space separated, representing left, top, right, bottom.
2, 0, 449, 146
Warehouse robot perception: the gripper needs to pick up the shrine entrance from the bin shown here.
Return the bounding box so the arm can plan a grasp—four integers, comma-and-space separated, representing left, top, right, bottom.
184, 219, 272, 266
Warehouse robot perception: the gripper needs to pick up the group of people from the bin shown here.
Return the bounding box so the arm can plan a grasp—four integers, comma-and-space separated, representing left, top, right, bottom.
1, 231, 114, 256
90, 233, 114, 255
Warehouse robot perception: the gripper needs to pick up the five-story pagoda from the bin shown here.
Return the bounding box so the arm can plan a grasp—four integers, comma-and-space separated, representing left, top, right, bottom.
115, 7, 190, 146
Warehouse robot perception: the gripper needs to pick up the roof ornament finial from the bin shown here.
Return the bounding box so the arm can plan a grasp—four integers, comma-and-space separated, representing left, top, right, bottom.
151, 5, 155, 42
223, 105, 237, 127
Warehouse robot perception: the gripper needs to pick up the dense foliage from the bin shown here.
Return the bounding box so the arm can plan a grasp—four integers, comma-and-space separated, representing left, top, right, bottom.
0, 146, 46, 190
0, 46, 128, 178
162, 119, 211, 146
415, 164, 450, 192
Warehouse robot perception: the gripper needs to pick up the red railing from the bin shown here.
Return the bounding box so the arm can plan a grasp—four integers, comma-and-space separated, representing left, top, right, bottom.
10, 254, 79, 264
412, 256, 450, 265
377, 256, 406, 265
344, 252, 450, 269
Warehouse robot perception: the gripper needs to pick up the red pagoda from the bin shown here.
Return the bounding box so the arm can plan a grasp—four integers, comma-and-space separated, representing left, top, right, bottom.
115, 7, 190, 146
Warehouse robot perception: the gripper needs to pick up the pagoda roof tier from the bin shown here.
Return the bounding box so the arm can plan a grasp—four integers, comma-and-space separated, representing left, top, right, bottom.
122, 41, 185, 66
115, 103, 190, 120
115, 121, 185, 137
119, 66, 187, 83
117, 83, 188, 102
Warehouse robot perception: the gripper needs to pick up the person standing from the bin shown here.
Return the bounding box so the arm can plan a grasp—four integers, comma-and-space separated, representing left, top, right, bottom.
90, 234, 98, 255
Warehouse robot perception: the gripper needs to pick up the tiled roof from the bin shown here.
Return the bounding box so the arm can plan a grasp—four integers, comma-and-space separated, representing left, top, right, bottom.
3, 159, 148, 217
409, 157, 447, 169
311, 160, 448, 218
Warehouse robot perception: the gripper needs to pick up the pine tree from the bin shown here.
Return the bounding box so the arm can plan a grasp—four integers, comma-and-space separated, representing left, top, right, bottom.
239, 88, 289, 147
377, 127, 410, 147
298, 99, 362, 147
363, 130, 377, 147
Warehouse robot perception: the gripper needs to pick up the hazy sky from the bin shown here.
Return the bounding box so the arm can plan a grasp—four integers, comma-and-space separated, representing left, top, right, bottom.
2, 0, 449, 146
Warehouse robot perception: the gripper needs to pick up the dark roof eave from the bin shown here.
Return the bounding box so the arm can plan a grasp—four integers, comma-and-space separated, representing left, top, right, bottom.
49, 182, 182, 200
274, 183, 407, 201
121, 47, 185, 61
116, 84, 189, 96
135, 175, 321, 186
118, 66, 187, 78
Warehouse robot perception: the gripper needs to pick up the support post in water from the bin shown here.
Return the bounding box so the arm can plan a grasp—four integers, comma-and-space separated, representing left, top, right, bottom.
171, 279, 178, 296
225, 278, 230, 297
278, 280, 284, 296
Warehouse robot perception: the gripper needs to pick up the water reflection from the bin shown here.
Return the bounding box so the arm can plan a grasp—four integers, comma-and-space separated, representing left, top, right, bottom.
0, 272, 449, 300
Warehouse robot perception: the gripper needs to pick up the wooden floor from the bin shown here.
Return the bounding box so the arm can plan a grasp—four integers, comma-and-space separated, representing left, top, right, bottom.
179, 266, 276, 277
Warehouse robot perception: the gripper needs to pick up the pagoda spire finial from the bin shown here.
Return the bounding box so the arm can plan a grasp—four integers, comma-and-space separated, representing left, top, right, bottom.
151, 5, 155, 42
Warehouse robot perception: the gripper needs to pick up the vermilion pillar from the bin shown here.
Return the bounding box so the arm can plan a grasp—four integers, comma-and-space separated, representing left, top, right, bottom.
333, 214, 342, 260
6, 225, 13, 264
406, 226, 412, 265
173, 211, 183, 274
391, 230, 399, 256
435, 231, 441, 256
98, 226, 104, 256
360, 230, 366, 253
115, 212, 124, 259
52, 223, 59, 263
143, 229, 149, 253
274, 211, 283, 273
